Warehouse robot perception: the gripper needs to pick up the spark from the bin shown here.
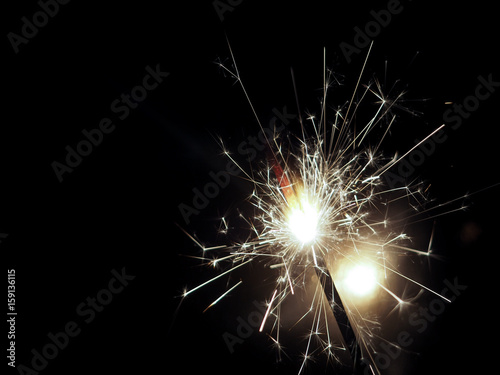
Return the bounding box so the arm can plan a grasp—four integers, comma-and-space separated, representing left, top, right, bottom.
182, 259, 252, 298
259, 289, 278, 332
203, 280, 242, 313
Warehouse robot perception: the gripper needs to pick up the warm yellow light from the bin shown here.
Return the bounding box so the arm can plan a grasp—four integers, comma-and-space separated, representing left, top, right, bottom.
344, 264, 378, 296
288, 200, 319, 244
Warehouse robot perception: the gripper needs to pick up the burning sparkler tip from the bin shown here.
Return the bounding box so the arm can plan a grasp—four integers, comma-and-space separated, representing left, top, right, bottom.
181, 45, 469, 374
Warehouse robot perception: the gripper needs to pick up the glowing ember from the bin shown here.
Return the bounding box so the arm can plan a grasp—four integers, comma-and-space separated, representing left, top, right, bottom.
287, 199, 319, 245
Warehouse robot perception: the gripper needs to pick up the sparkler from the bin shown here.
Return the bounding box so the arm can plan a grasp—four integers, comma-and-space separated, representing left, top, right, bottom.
179, 42, 459, 374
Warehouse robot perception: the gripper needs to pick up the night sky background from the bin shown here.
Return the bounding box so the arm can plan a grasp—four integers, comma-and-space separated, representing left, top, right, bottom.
3, 1, 499, 374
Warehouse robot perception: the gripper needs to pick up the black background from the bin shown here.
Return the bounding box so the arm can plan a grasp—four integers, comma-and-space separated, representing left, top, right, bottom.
3, 1, 499, 374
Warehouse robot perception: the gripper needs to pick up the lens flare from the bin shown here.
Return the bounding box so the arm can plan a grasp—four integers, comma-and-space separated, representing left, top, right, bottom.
343, 264, 378, 297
